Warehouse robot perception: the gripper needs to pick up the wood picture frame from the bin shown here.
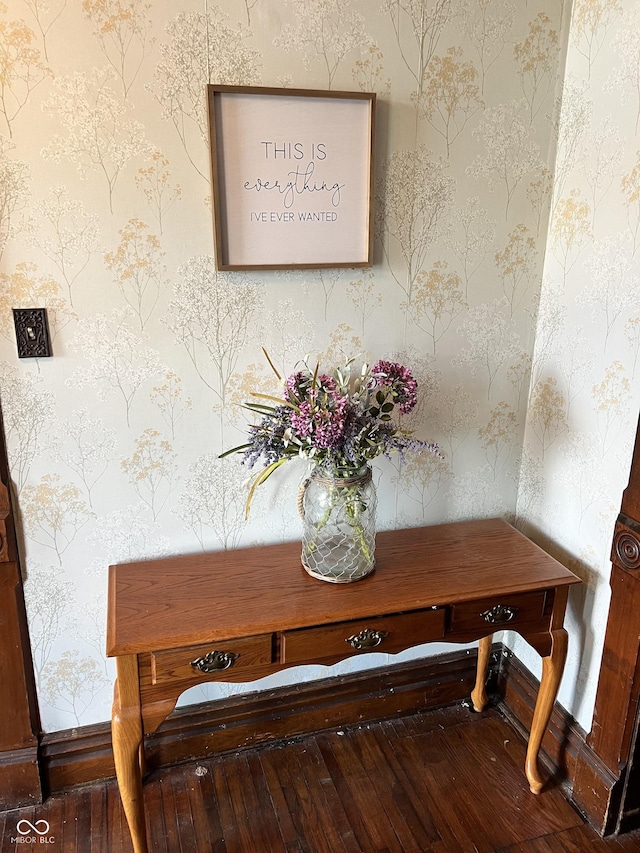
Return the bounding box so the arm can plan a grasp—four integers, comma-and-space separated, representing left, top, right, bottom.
207, 85, 376, 271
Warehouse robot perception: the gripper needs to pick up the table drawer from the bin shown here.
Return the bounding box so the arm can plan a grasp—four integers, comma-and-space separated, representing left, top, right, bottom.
150, 634, 273, 685
448, 591, 551, 639
281, 608, 445, 665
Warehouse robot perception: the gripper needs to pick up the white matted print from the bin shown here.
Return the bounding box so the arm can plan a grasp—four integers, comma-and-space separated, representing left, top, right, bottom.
207, 86, 375, 270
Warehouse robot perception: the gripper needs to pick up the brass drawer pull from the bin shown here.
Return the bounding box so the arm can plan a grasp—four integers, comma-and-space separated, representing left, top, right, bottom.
346, 628, 389, 650
190, 650, 239, 672
481, 604, 518, 624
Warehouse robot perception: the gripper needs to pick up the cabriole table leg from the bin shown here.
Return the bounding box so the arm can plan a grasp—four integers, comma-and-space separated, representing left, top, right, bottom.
112, 655, 148, 853
525, 627, 568, 795
471, 634, 493, 712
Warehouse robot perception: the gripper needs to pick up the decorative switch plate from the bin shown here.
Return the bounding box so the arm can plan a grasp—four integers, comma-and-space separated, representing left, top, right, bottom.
13, 308, 53, 358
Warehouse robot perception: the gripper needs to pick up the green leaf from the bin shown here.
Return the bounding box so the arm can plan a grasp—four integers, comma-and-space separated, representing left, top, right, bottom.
242, 403, 277, 414
245, 458, 288, 518
218, 443, 251, 458
251, 392, 300, 412
262, 347, 282, 381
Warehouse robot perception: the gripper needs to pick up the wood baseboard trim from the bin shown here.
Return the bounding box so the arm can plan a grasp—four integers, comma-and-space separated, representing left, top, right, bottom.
41, 646, 486, 794
0, 746, 42, 810
572, 736, 624, 836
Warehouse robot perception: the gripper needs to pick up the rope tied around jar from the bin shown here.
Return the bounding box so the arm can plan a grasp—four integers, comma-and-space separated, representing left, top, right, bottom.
297, 466, 372, 520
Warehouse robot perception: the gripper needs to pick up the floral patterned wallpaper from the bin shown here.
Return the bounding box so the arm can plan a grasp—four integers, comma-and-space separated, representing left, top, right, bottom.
514, 0, 640, 726
0, 0, 635, 736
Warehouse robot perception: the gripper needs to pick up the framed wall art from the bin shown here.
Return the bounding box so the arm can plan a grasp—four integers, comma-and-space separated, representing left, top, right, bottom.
207, 85, 376, 271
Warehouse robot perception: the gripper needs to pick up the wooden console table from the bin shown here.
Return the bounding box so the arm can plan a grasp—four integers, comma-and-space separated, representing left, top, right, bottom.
107, 518, 580, 853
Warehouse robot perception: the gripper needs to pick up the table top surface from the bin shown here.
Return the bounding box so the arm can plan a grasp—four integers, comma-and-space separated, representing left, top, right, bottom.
106, 517, 580, 657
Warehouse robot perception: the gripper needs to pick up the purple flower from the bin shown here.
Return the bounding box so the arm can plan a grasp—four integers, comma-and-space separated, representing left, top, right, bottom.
242, 405, 294, 469
224, 354, 439, 481
290, 401, 313, 438
285, 371, 310, 404
317, 374, 337, 392
221, 351, 442, 517
291, 394, 350, 450
371, 360, 418, 414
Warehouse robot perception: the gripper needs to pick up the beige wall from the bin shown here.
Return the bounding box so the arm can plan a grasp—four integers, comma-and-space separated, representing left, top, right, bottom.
0, 0, 635, 735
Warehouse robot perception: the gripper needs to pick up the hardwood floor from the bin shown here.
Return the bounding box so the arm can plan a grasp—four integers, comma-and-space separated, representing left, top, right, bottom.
2, 705, 640, 852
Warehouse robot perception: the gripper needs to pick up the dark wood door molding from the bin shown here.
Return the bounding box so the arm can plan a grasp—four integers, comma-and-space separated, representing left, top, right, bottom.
573, 416, 640, 834
0, 401, 42, 809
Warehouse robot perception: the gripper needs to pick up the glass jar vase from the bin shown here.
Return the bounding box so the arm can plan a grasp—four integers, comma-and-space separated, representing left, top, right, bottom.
298, 464, 377, 583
